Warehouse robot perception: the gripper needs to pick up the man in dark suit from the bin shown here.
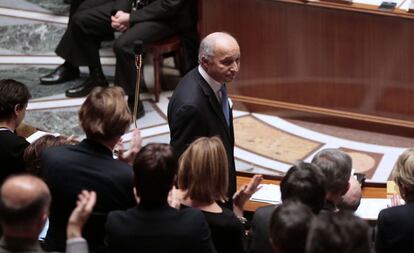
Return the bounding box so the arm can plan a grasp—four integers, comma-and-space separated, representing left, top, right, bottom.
41, 87, 138, 252
168, 32, 241, 200
105, 143, 216, 253
40, 0, 198, 117
0, 79, 31, 183
248, 162, 326, 253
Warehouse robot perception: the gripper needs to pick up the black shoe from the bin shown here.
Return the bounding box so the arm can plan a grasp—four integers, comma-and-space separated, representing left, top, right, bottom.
128, 98, 145, 119
65, 77, 108, 98
40, 65, 80, 85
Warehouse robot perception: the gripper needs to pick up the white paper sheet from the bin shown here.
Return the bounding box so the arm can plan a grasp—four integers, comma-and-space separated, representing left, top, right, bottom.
26, 131, 59, 144
250, 184, 281, 205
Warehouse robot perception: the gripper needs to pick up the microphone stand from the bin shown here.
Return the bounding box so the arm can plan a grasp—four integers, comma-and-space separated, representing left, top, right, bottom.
133, 40, 144, 128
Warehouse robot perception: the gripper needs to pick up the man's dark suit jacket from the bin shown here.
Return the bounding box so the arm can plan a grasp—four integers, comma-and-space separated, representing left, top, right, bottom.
105, 204, 217, 253
375, 202, 414, 253
248, 205, 276, 253
41, 139, 136, 252
0, 130, 29, 183
167, 68, 236, 198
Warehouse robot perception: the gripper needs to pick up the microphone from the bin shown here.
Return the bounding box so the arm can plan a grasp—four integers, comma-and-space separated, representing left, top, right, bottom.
132, 40, 145, 127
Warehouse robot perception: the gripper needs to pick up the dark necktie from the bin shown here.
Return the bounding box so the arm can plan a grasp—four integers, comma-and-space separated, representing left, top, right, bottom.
220, 84, 230, 126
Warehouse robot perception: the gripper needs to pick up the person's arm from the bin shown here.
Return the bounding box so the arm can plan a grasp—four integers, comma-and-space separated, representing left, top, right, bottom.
232, 175, 263, 218
66, 191, 97, 253
116, 128, 142, 165
129, 0, 186, 24
169, 104, 206, 157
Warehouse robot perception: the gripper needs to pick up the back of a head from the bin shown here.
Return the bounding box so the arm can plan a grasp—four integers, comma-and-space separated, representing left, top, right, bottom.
280, 162, 326, 214
178, 136, 228, 204
270, 200, 314, 253
311, 149, 352, 195
79, 86, 131, 141
24, 135, 75, 176
306, 211, 372, 253
0, 175, 50, 235
392, 148, 414, 202
134, 143, 177, 206
0, 79, 31, 120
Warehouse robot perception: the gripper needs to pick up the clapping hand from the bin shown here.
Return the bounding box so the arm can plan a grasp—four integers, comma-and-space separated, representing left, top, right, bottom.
232, 174, 263, 217
116, 128, 142, 165
67, 190, 97, 239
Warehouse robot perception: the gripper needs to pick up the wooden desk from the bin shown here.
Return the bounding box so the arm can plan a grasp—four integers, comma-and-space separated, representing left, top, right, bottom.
237, 173, 387, 212
200, 0, 414, 136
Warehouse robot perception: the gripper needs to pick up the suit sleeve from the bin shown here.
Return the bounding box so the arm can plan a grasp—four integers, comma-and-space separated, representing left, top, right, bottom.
375, 210, 387, 253
113, 0, 132, 13
129, 0, 186, 24
169, 104, 206, 157
65, 238, 89, 253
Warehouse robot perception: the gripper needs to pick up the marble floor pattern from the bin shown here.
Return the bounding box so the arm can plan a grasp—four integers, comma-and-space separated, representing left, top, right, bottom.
1, 0, 412, 184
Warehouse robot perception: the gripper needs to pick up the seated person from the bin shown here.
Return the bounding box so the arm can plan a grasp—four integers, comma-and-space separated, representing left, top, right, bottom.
311, 149, 352, 212
0, 174, 93, 253
40, 87, 139, 252
105, 143, 216, 253
337, 175, 362, 212
269, 201, 314, 253
24, 135, 77, 176
177, 136, 255, 253
249, 162, 326, 253
306, 211, 371, 253
40, 0, 198, 117
376, 148, 414, 253
0, 79, 31, 183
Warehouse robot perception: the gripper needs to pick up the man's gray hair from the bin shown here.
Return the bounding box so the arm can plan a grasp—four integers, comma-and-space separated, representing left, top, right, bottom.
198, 32, 236, 63
311, 149, 352, 195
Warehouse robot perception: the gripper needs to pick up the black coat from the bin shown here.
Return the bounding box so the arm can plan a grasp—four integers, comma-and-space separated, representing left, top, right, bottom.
105, 205, 216, 253
376, 202, 414, 253
41, 139, 136, 252
167, 67, 237, 198
248, 205, 276, 253
0, 130, 29, 183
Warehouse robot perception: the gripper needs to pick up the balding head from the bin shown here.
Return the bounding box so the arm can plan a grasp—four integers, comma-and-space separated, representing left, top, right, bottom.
338, 176, 362, 212
0, 175, 50, 237
199, 32, 241, 84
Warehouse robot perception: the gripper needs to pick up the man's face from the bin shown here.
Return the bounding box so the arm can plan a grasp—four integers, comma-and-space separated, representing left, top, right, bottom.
202, 39, 240, 84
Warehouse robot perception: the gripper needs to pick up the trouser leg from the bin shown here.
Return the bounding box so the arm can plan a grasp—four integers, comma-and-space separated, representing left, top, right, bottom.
113, 21, 175, 97
56, 1, 114, 67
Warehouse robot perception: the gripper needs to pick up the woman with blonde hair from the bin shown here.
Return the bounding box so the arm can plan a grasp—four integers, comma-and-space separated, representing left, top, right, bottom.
376, 148, 414, 253
178, 136, 261, 253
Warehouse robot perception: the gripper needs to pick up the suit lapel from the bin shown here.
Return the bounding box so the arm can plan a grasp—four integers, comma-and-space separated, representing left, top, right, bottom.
195, 71, 232, 137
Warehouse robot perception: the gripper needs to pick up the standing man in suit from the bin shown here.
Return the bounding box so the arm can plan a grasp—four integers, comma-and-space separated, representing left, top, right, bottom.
168, 32, 241, 200
40, 0, 198, 118
0, 79, 31, 183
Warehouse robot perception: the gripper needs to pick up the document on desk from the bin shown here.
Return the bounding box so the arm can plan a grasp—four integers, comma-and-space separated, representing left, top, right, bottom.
26, 130, 60, 144
250, 184, 281, 204
353, 0, 407, 9
355, 198, 390, 220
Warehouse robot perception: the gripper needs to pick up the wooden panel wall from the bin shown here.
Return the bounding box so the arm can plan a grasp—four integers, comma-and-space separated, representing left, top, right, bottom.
200, 0, 414, 129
